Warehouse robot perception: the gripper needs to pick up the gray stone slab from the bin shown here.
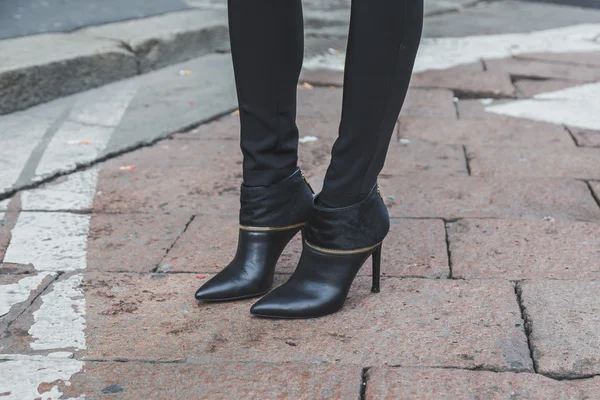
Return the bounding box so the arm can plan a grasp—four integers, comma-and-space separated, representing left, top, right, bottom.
0, 53, 236, 196
102, 53, 236, 156
0, 33, 137, 114
520, 280, 600, 378
81, 10, 230, 72
0, 0, 191, 40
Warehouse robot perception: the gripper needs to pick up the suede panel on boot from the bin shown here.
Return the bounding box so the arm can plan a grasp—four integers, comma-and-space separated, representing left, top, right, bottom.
304, 184, 389, 251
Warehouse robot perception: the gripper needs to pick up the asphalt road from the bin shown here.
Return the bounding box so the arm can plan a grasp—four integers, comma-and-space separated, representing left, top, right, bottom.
0, 0, 191, 39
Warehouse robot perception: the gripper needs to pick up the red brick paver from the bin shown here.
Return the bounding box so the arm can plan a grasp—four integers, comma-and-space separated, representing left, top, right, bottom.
87, 213, 193, 272
411, 63, 516, 98
398, 117, 573, 149
63, 362, 363, 400
378, 176, 600, 221
520, 280, 600, 379
467, 146, 600, 179
448, 219, 600, 279
81, 273, 531, 371
569, 126, 600, 148
367, 368, 600, 399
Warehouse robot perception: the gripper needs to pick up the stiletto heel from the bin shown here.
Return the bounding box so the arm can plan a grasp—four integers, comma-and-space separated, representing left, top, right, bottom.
371, 244, 381, 293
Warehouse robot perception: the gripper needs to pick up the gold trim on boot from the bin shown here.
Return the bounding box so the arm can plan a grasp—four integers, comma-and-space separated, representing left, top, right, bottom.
239, 222, 306, 232
304, 239, 382, 255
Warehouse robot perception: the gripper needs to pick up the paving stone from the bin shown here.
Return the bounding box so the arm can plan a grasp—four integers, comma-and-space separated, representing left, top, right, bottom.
81, 9, 230, 73
383, 219, 449, 278
297, 86, 343, 122
0, 263, 36, 275
400, 88, 457, 119
468, 146, 600, 179
591, 181, 600, 203
382, 140, 467, 176
366, 368, 600, 399
82, 273, 531, 371
87, 213, 193, 272
164, 217, 448, 278
515, 51, 600, 68
398, 116, 573, 149
411, 63, 516, 98
59, 362, 362, 399
378, 176, 600, 221
93, 139, 241, 214
569, 126, 600, 148
300, 69, 344, 87
455, 98, 512, 120
520, 280, 600, 378
448, 219, 600, 279
174, 114, 240, 140
0, 272, 56, 336
0, 33, 138, 114
484, 58, 600, 82
514, 78, 586, 98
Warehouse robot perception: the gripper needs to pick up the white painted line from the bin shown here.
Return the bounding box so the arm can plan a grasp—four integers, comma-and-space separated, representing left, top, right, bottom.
0, 357, 84, 400
0, 198, 10, 221
29, 274, 86, 351
21, 167, 99, 211
303, 23, 600, 72
34, 122, 114, 180
3, 212, 90, 272
68, 82, 137, 127
486, 82, 600, 130
0, 272, 54, 318
34, 83, 137, 180
0, 115, 54, 195
0, 83, 136, 396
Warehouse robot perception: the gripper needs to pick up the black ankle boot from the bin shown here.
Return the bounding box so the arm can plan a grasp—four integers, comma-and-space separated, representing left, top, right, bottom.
195, 169, 314, 302
250, 184, 389, 318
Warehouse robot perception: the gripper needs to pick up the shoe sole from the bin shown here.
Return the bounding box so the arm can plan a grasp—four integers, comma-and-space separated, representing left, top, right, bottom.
196, 290, 270, 303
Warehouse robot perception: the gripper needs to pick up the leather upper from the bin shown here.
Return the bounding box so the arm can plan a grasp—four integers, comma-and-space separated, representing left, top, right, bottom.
239, 168, 313, 227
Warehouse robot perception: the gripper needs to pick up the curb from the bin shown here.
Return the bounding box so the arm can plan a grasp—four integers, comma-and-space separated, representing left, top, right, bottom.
0, 9, 229, 115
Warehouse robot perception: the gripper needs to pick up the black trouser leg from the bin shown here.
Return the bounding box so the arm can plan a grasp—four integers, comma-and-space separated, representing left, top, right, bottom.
228, 0, 304, 187
319, 0, 424, 207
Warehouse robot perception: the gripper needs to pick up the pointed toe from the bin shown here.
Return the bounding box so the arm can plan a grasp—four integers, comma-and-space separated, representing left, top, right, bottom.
195, 278, 270, 302
194, 283, 225, 301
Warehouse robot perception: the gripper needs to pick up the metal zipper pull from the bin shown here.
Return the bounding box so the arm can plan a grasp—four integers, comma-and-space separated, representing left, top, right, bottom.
301, 170, 315, 194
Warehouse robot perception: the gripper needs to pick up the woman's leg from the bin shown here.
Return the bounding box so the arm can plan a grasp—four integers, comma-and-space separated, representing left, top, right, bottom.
250, 0, 424, 318
228, 0, 304, 187
319, 0, 424, 207
196, 1, 312, 302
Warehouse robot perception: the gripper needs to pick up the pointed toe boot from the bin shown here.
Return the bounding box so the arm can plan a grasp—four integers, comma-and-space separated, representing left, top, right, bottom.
195, 169, 313, 302
250, 184, 389, 318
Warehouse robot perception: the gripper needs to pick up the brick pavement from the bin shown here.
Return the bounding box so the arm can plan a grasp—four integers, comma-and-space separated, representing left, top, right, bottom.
1, 51, 600, 398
